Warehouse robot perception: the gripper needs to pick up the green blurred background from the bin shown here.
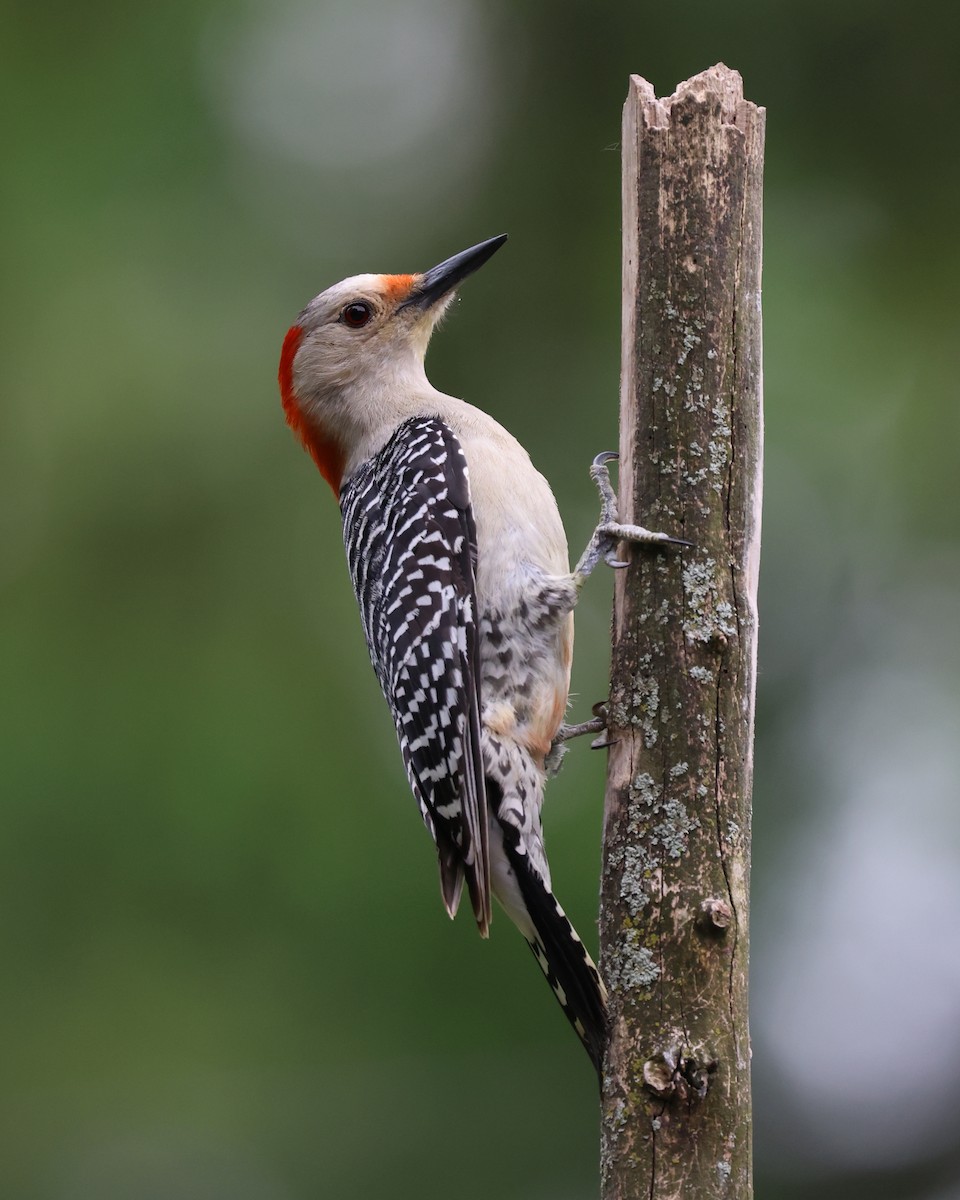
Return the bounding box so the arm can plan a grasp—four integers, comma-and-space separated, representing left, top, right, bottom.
2, 1, 958, 1197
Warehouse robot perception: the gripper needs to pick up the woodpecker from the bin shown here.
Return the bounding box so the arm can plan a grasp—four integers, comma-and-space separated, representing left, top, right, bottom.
279, 236, 682, 1077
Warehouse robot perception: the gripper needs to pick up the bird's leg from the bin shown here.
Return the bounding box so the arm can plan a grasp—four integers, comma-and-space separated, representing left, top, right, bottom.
556, 715, 607, 742
550, 455, 687, 776
546, 703, 614, 776
573, 451, 690, 586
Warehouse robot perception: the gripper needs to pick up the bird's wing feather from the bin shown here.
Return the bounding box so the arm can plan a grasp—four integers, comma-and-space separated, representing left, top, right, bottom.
340, 416, 491, 933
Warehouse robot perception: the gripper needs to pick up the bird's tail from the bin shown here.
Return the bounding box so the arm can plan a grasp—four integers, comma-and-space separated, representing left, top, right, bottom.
496, 818, 608, 1078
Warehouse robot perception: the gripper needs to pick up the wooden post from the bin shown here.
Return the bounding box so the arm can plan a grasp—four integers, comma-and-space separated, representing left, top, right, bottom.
599, 66, 764, 1199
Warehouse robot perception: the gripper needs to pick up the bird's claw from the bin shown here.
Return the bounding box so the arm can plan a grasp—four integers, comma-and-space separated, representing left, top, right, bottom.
554, 714, 607, 743
574, 451, 690, 583
549, 703, 616, 760
589, 451, 622, 528
590, 735, 618, 750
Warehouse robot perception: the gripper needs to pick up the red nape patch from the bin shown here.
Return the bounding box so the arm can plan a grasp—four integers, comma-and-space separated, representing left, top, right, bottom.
278, 324, 346, 495
383, 273, 416, 302
278, 324, 303, 405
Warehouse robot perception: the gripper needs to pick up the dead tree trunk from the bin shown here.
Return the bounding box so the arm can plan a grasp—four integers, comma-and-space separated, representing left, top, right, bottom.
599, 66, 764, 1200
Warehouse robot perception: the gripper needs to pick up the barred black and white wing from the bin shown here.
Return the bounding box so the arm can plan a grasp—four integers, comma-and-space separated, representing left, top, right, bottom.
340, 416, 491, 934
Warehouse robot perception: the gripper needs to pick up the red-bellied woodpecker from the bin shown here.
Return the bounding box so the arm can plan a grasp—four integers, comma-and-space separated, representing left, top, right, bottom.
278, 236, 684, 1077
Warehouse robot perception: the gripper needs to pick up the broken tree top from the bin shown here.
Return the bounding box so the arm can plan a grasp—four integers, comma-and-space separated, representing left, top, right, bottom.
628, 63, 765, 129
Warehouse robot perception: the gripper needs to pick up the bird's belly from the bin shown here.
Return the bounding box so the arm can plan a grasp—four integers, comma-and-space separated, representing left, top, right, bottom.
478, 571, 575, 764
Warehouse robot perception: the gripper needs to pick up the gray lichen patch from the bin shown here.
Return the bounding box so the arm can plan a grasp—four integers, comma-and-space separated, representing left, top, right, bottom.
630, 772, 662, 811
681, 558, 737, 643
683, 375, 708, 416
621, 843, 656, 915
683, 464, 710, 487
688, 665, 713, 682
677, 323, 703, 366
708, 398, 733, 493
651, 375, 677, 398
652, 797, 700, 858
682, 440, 710, 487
632, 674, 660, 748
711, 397, 732, 439
708, 447, 727, 491
614, 774, 666, 914
608, 928, 661, 993
623, 770, 699, 884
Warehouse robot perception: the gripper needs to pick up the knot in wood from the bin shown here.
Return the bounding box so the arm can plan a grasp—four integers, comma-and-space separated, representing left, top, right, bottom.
642, 1047, 718, 1103
698, 896, 733, 935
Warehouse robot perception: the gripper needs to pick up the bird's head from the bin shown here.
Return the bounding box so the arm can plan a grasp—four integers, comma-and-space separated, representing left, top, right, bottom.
279, 235, 507, 493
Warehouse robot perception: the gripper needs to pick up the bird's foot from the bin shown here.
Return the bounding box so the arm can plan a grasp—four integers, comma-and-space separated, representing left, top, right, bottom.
546, 703, 615, 776
573, 452, 691, 584
556, 714, 607, 742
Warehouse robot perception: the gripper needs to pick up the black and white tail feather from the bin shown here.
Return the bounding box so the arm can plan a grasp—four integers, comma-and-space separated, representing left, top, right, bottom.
340, 414, 607, 1076
491, 788, 608, 1076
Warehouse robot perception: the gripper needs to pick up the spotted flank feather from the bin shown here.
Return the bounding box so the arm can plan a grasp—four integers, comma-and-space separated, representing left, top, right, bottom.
340, 416, 491, 933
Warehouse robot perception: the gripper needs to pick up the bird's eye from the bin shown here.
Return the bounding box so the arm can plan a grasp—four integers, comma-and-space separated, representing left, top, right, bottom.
341, 302, 373, 329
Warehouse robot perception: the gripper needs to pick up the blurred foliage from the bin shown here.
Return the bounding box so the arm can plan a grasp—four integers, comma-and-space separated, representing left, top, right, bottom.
2, 1, 958, 1197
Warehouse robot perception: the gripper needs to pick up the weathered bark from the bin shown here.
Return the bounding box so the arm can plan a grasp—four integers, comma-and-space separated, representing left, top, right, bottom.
599, 66, 764, 1200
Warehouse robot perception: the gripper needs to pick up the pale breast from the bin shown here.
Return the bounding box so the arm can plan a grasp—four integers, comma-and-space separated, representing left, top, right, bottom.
427, 396, 576, 763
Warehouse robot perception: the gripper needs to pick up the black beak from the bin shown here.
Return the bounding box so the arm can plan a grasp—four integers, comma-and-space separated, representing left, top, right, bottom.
401, 234, 508, 310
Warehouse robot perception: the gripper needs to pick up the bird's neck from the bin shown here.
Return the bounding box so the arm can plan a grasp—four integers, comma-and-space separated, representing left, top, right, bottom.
335, 367, 445, 485
287, 354, 447, 496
